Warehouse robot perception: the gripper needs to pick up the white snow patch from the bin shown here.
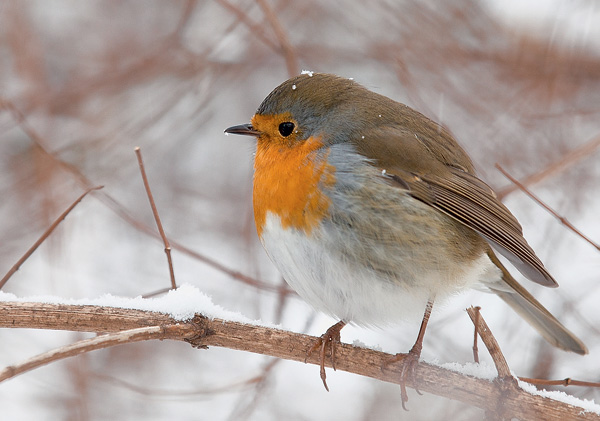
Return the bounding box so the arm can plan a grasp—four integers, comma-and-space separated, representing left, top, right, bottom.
0, 283, 271, 325
438, 361, 497, 380
301, 70, 314, 77
517, 378, 600, 415
435, 362, 599, 413
352, 339, 382, 352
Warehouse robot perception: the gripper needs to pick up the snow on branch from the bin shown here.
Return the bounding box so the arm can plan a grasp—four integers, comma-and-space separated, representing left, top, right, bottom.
0, 293, 598, 420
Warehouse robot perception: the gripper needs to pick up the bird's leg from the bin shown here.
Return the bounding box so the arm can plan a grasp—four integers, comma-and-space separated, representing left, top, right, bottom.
306, 320, 346, 392
383, 298, 435, 410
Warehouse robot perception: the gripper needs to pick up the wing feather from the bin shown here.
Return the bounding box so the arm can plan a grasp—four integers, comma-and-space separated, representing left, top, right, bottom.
386, 168, 557, 287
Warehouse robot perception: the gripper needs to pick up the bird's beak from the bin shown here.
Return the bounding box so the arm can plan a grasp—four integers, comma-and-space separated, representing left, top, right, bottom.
224, 124, 260, 137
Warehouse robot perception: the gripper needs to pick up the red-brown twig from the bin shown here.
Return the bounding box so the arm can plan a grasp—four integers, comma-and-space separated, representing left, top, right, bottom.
215, 0, 277, 50
497, 134, 600, 200
519, 377, 600, 388
495, 163, 600, 252
256, 0, 299, 77
135, 147, 177, 290
2, 100, 281, 293
466, 306, 511, 378
142, 287, 174, 298
98, 191, 288, 294
472, 306, 481, 363
0, 324, 194, 382
91, 370, 266, 396
0, 185, 103, 289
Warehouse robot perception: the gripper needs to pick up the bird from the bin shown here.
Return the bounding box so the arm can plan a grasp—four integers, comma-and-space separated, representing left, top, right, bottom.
224, 72, 587, 405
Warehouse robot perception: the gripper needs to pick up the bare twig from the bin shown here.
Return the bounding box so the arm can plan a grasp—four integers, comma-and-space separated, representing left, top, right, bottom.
215, 0, 277, 50
141, 287, 174, 298
497, 134, 600, 199
2, 102, 278, 292
135, 147, 177, 290
256, 0, 299, 77
466, 306, 511, 378
91, 370, 265, 396
229, 358, 281, 419
496, 164, 600, 252
98, 192, 286, 293
472, 306, 480, 363
519, 377, 600, 388
172, 0, 197, 39
0, 325, 194, 382
0, 186, 103, 289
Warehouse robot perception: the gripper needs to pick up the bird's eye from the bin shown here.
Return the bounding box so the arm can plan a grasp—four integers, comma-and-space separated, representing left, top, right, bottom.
278, 122, 295, 137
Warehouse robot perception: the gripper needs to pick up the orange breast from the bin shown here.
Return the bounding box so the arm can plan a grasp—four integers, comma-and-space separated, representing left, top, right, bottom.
253, 136, 336, 237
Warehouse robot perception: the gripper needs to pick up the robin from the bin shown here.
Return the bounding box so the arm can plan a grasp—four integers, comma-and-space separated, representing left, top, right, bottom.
224, 72, 587, 405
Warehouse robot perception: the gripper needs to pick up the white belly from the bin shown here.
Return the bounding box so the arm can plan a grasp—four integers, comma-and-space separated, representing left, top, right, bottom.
260, 212, 497, 327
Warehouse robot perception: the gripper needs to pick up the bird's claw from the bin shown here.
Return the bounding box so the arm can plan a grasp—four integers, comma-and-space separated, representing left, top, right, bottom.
305, 321, 346, 392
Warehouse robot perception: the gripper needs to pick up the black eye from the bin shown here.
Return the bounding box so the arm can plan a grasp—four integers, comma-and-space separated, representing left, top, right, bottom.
278, 122, 295, 137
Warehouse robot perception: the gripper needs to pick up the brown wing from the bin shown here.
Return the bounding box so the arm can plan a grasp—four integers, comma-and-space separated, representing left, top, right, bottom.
351, 122, 557, 288
386, 167, 557, 287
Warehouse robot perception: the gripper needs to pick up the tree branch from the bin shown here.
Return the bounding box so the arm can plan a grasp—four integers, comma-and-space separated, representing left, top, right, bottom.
0, 301, 596, 419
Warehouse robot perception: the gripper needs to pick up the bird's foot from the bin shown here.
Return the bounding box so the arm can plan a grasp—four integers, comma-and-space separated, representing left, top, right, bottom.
382, 343, 423, 411
305, 321, 346, 391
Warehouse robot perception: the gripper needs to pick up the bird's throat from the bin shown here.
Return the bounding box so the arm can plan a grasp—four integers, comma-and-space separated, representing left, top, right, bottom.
253, 136, 336, 237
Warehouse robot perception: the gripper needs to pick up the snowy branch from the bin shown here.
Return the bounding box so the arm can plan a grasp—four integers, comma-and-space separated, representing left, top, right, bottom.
0, 301, 596, 420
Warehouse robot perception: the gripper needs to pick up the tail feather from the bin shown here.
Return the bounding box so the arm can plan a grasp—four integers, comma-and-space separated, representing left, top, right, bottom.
487, 251, 588, 355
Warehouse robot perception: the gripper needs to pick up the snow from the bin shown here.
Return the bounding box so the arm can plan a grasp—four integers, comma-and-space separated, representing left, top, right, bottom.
436, 361, 600, 413
0, 283, 269, 325
352, 339, 382, 352
517, 378, 600, 415
438, 361, 497, 380
436, 362, 600, 414
300, 70, 314, 77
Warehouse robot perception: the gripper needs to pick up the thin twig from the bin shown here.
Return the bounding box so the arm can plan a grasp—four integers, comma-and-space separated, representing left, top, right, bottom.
273, 276, 290, 324
0, 324, 194, 382
215, 0, 277, 50
472, 306, 480, 363
91, 370, 265, 396
256, 0, 299, 77
519, 377, 600, 388
172, 0, 197, 39
142, 287, 174, 298
98, 192, 285, 293
229, 358, 281, 419
497, 134, 600, 199
496, 163, 600, 252
135, 147, 177, 290
0, 186, 103, 289
466, 306, 511, 378
2, 101, 278, 292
